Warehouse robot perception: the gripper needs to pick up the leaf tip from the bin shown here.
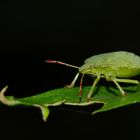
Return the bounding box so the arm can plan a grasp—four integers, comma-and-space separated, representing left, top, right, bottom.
0, 85, 20, 106
0, 85, 8, 104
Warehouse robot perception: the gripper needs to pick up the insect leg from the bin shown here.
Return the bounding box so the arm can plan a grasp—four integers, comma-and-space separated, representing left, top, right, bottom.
79, 74, 84, 101
112, 79, 126, 96
66, 73, 80, 88
115, 78, 139, 84
87, 76, 100, 100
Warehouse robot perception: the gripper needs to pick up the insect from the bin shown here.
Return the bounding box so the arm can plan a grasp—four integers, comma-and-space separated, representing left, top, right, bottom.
46, 51, 140, 100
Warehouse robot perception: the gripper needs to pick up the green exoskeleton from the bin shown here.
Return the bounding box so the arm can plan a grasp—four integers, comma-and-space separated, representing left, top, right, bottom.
46, 51, 140, 100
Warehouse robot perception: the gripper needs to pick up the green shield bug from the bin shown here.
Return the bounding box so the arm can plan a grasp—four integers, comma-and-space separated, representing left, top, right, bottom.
46, 51, 140, 100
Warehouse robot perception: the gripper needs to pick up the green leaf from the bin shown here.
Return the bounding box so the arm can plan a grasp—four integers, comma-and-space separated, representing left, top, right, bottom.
0, 85, 140, 121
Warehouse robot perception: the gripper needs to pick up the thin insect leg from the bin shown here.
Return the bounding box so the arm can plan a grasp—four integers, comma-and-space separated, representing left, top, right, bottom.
79, 74, 84, 101
87, 76, 100, 100
112, 79, 126, 96
66, 73, 80, 88
46, 60, 79, 69
115, 78, 139, 84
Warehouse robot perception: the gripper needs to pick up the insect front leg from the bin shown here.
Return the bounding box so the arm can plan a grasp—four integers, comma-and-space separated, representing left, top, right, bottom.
66, 73, 80, 88
87, 76, 100, 100
79, 74, 84, 102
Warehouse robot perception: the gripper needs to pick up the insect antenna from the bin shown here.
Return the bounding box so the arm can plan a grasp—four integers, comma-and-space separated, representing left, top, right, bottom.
46, 60, 79, 69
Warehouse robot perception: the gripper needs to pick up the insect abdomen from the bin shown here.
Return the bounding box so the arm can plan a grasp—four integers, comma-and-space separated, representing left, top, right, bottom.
102, 67, 140, 78
115, 68, 140, 78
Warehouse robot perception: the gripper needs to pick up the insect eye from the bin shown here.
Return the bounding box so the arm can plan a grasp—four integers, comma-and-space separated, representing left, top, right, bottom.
90, 65, 94, 69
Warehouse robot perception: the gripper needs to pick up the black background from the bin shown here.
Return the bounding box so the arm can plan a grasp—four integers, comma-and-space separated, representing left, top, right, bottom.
0, 0, 140, 140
